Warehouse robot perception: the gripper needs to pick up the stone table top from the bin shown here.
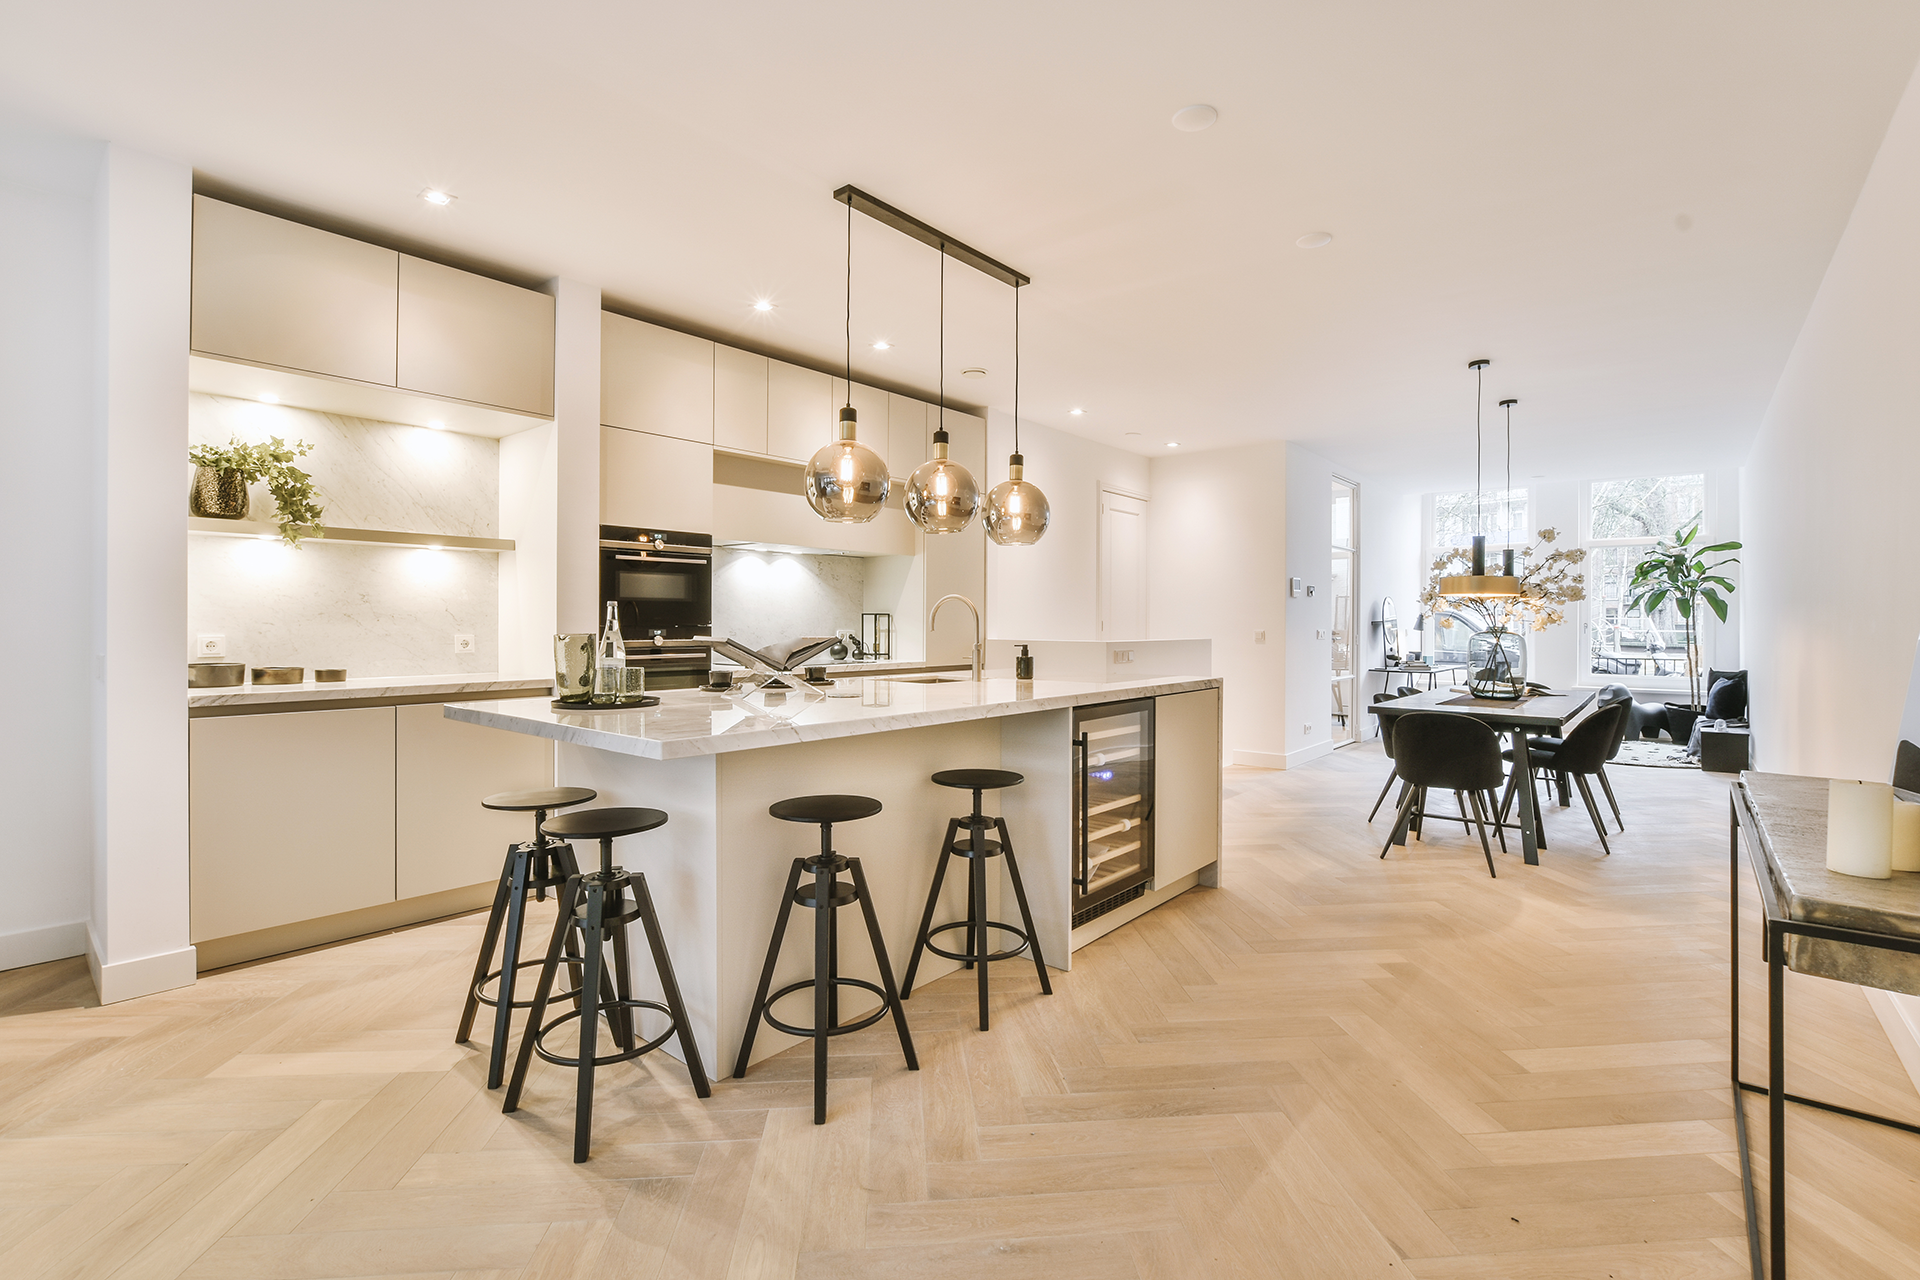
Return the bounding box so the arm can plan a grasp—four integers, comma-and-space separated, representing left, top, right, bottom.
1737, 771, 1920, 995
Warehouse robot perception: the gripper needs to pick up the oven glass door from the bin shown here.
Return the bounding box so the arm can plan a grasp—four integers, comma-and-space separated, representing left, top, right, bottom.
603, 552, 712, 635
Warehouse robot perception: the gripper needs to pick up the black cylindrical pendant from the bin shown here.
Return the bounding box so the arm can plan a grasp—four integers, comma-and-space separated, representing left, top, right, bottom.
1502, 548, 1516, 576
1471, 534, 1487, 577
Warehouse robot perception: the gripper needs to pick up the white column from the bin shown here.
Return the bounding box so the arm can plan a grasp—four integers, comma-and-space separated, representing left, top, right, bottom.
91, 144, 195, 1003
553, 278, 601, 633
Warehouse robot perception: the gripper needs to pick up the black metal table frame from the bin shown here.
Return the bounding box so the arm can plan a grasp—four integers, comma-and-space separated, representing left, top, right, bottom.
1729, 791, 1920, 1280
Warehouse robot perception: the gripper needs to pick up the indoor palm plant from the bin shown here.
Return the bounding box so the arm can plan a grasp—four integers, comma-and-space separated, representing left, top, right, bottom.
188, 436, 326, 547
1623, 519, 1740, 743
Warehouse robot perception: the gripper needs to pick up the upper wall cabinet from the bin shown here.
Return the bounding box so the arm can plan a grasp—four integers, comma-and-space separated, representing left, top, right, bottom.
400, 257, 554, 416
602, 313, 713, 442
714, 346, 769, 454
191, 196, 556, 419
191, 196, 399, 386
887, 394, 927, 481
767, 361, 833, 463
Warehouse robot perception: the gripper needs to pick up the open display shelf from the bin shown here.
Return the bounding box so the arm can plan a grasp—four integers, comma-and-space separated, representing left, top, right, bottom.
187, 518, 514, 552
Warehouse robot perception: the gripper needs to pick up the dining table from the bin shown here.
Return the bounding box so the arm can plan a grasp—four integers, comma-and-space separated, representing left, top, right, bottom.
1368, 686, 1599, 865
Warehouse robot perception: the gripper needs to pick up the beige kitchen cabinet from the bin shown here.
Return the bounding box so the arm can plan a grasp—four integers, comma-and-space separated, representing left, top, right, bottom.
830, 378, 889, 472
714, 346, 769, 454
767, 360, 833, 462
602, 425, 715, 532
399, 256, 555, 416
601, 312, 712, 442
188, 706, 396, 942
394, 704, 553, 900
1152, 687, 1224, 885
190, 195, 398, 386
887, 394, 928, 479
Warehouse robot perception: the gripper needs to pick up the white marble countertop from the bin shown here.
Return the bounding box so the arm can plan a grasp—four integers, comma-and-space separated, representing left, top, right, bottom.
704, 656, 967, 677
189, 672, 551, 709
444, 675, 1221, 760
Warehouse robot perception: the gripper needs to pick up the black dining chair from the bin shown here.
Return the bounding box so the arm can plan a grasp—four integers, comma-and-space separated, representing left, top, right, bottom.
1503, 702, 1626, 856
1367, 693, 1406, 822
1510, 685, 1633, 829
1380, 712, 1505, 877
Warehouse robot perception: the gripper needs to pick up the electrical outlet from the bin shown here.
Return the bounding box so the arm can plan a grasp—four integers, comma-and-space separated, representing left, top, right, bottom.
1303, 724, 1313, 734
453, 634, 475, 655
196, 634, 226, 658
1112, 649, 1133, 664
1316, 629, 1326, 640
1254, 630, 1266, 644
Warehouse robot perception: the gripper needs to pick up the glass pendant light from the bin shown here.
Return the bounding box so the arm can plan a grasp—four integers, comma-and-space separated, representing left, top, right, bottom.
1437, 359, 1520, 597
906, 245, 980, 533
804, 196, 889, 523
985, 283, 1050, 546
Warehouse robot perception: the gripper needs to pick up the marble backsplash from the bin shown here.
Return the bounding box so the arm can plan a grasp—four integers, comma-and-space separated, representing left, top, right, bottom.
711, 549, 866, 654
188, 395, 501, 676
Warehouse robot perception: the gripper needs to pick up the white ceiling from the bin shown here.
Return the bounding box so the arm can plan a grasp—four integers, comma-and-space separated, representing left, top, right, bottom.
4, 2, 1918, 489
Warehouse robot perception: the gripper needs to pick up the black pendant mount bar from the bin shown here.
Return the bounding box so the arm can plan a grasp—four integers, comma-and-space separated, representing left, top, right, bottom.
834, 185, 1031, 289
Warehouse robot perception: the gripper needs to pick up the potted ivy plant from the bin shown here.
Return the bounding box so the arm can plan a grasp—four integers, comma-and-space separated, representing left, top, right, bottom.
1623, 519, 1740, 745
187, 436, 326, 547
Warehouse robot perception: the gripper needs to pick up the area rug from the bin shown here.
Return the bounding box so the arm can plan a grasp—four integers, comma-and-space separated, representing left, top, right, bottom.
1614, 739, 1699, 770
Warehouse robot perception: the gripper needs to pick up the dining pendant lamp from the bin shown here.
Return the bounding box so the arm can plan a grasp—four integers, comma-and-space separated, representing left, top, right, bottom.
984, 284, 1050, 546
1437, 359, 1520, 597
804, 195, 889, 523
905, 246, 980, 533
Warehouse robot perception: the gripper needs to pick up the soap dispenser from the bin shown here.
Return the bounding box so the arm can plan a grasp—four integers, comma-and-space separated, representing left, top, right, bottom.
1015, 644, 1034, 682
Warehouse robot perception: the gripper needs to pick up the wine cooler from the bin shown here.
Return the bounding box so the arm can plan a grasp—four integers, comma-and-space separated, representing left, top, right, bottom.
1073, 697, 1156, 926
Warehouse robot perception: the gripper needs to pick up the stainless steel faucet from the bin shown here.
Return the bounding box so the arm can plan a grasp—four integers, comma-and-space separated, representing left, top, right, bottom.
929, 594, 984, 682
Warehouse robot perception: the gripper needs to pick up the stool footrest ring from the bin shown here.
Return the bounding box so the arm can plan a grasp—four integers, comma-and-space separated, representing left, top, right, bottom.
474, 956, 584, 1011
759, 977, 894, 1039
531, 999, 679, 1068
924, 919, 1033, 966
948, 838, 1004, 859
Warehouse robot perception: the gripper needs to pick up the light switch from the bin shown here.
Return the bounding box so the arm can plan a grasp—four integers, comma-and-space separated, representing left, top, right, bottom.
1254, 630, 1266, 645
1316, 629, 1326, 640
1289, 577, 1302, 597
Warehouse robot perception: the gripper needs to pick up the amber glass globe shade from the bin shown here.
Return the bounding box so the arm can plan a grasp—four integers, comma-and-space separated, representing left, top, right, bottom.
984, 455, 1050, 546
905, 432, 979, 534
804, 409, 889, 523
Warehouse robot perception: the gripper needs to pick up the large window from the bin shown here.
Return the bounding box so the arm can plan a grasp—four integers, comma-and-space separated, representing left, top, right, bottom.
1582, 474, 1706, 683
1432, 487, 1528, 557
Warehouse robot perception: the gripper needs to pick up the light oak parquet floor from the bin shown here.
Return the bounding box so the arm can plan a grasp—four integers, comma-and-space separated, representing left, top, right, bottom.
4, 746, 1920, 1278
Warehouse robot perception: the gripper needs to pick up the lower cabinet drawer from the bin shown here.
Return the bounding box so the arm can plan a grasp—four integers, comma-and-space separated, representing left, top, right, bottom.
189, 706, 397, 941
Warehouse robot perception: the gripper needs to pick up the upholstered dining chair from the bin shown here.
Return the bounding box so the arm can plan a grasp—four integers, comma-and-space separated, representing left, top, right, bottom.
1380, 712, 1506, 877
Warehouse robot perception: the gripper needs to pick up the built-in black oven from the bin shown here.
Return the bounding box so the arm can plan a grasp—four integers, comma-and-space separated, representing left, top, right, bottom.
600, 526, 713, 688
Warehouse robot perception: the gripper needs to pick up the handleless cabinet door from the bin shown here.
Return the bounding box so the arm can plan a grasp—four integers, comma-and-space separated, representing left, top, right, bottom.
831, 378, 889, 473
602, 312, 713, 442
1151, 687, 1223, 884
767, 361, 833, 463
395, 703, 554, 900
602, 426, 714, 532
714, 346, 769, 454
398, 256, 556, 416
191, 196, 398, 385
188, 706, 396, 942
887, 394, 928, 481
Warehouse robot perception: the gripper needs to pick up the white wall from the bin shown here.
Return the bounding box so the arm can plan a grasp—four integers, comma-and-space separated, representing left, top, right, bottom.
985, 414, 1149, 643
0, 122, 100, 972
1148, 442, 1289, 765
1745, 59, 1920, 781
1358, 480, 1421, 710
1285, 445, 1335, 764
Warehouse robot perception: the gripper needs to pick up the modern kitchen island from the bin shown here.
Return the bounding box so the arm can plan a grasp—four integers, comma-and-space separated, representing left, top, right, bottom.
444, 674, 1223, 1075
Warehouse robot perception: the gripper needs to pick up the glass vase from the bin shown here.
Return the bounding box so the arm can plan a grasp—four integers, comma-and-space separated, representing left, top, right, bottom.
1467, 628, 1526, 700
554, 633, 594, 705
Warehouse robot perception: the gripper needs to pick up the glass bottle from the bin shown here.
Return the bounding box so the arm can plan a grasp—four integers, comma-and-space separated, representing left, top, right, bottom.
593, 601, 626, 705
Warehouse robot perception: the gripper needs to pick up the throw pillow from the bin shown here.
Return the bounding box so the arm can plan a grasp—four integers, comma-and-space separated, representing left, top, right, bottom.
1705, 677, 1743, 720
1707, 668, 1749, 717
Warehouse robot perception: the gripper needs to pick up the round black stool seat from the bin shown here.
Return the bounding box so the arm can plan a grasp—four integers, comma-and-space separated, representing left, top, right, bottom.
541, 806, 668, 841
931, 769, 1024, 791
769, 794, 882, 824
483, 786, 597, 812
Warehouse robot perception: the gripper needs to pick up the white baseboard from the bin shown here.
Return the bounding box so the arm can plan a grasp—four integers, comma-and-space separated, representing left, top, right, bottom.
0, 920, 88, 974
1286, 740, 1338, 769
1230, 749, 1287, 769
1864, 988, 1920, 1095
86, 930, 197, 1005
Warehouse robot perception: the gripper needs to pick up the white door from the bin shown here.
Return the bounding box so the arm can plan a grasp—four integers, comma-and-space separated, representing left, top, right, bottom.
1100, 490, 1148, 639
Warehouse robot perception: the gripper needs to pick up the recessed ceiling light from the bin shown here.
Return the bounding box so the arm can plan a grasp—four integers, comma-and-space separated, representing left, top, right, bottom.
1171, 104, 1218, 132
258, 393, 278, 404
1125, 431, 1141, 438
427, 420, 446, 430
1069, 407, 1086, 416
1166, 441, 1180, 448
962, 367, 987, 379
871, 340, 891, 350
752, 299, 774, 312
420, 189, 454, 206
1296, 232, 1333, 249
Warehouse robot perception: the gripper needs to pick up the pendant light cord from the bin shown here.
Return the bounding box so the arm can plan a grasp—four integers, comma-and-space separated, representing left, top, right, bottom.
1013, 283, 1020, 456
1504, 400, 1513, 531
938, 244, 945, 436
844, 195, 852, 403
1475, 362, 1484, 537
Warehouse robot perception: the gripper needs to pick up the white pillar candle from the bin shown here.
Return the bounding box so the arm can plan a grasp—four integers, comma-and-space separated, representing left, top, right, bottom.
1827, 779, 1895, 879
1893, 798, 1920, 873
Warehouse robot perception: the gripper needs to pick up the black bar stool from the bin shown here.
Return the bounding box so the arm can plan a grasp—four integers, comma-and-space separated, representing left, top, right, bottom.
901, 769, 1051, 1031
733, 795, 918, 1124
503, 806, 711, 1163
456, 786, 598, 1089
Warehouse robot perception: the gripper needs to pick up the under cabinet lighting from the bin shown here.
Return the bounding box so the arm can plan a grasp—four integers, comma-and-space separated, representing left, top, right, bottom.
420, 189, 454, 206
427, 420, 446, 430
258, 393, 278, 404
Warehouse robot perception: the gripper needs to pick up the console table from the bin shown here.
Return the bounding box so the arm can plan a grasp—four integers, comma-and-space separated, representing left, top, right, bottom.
1730, 773, 1920, 1279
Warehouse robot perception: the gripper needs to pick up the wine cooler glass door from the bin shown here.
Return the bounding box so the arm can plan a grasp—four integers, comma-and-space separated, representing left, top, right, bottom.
1074, 698, 1155, 913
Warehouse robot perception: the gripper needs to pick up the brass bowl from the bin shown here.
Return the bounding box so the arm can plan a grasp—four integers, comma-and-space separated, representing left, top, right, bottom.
251, 666, 305, 685
314, 669, 347, 683
188, 662, 245, 688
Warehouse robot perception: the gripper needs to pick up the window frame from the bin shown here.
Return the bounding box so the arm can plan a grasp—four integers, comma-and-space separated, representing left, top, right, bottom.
1576, 473, 1711, 691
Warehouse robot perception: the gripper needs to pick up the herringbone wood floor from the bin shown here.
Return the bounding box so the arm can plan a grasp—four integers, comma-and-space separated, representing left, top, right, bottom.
5, 746, 1920, 1279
